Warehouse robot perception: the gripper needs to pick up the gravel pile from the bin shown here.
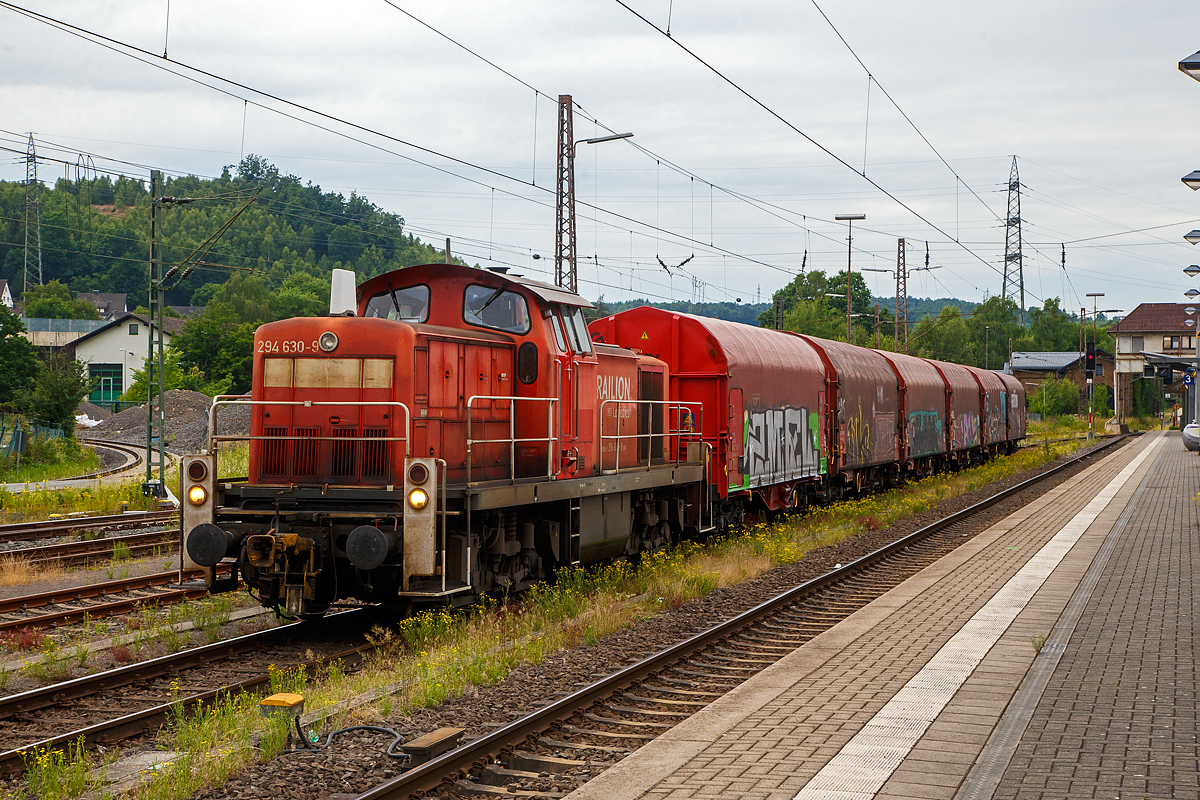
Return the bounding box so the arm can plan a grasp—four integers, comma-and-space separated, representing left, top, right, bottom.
77, 402, 111, 421
79, 390, 249, 455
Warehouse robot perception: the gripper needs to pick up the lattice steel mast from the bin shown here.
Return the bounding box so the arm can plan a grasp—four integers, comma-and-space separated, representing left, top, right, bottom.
554, 95, 578, 293
1002, 156, 1024, 323
895, 238, 907, 352
23, 133, 42, 293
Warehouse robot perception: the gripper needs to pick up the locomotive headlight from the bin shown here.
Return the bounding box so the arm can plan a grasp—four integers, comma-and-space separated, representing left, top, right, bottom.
187, 485, 208, 506
407, 487, 429, 510
318, 331, 338, 352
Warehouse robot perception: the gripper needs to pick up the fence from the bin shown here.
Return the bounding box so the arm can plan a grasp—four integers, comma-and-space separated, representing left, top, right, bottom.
20, 318, 108, 334
0, 415, 65, 460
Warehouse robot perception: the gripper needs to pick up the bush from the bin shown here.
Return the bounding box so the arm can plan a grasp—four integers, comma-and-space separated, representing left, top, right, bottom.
1028, 377, 1080, 417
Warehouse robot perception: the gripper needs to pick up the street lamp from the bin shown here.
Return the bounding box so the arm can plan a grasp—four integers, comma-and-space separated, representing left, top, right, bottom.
1180, 50, 1200, 81
1184, 264, 1200, 429
835, 213, 866, 343
118, 348, 127, 405
1186, 230, 1200, 245
1085, 292, 1104, 439
1184, 171, 1200, 191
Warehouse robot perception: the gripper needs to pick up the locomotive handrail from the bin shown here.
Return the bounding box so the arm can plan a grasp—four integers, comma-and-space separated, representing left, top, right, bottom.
208, 398, 412, 466
465, 395, 559, 485
598, 399, 704, 475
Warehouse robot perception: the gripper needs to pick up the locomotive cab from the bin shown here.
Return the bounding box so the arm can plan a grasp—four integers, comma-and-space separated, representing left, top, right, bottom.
184, 264, 705, 617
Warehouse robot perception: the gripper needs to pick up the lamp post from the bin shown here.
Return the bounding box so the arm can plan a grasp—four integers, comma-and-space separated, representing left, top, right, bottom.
554, 93, 633, 293
835, 214, 866, 343
1184, 264, 1200, 428
118, 347, 127, 408
1085, 292, 1104, 439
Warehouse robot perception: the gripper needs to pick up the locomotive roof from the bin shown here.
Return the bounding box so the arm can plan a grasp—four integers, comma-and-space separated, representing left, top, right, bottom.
362, 264, 593, 309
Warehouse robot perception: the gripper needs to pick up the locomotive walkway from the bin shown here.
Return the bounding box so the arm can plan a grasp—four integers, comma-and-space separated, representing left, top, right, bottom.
566, 431, 1195, 800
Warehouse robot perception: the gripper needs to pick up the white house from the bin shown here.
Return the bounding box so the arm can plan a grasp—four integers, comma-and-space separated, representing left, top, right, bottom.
70, 313, 186, 405
0, 280, 13, 309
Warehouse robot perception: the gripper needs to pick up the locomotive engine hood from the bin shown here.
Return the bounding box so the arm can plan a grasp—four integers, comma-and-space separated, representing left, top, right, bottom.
250, 315, 415, 486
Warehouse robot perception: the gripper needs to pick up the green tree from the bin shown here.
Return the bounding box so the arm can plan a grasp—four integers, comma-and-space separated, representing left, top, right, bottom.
1027, 377, 1080, 417
29, 352, 92, 435
1022, 298, 1077, 352
123, 348, 232, 400
762, 269, 880, 341
966, 296, 1022, 369
910, 306, 975, 364
22, 281, 100, 320
0, 308, 38, 408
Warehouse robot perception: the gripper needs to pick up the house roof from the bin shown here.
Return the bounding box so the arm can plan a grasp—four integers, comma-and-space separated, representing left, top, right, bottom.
1109, 302, 1196, 333
69, 312, 186, 348
76, 291, 128, 317
1009, 350, 1112, 373
1010, 351, 1082, 372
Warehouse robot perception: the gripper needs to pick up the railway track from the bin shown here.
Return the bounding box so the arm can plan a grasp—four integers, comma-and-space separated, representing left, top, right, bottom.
0, 569, 218, 632
346, 434, 1130, 800
0, 528, 179, 569
0, 609, 374, 775
0, 437, 1127, 792
0, 510, 176, 546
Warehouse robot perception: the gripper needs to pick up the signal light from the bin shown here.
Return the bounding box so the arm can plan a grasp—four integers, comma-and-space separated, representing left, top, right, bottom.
187, 485, 208, 506
408, 462, 429, 485
187, 460, 208, 481
407, 487, 429, 510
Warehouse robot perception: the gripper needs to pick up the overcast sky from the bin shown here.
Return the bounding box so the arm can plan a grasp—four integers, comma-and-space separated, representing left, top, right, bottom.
2, 0, 1199, 314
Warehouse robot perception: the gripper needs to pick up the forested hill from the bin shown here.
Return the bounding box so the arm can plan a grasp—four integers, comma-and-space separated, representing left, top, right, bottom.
0, 155, 454, 306
872, 296, 978, 319
590, 298, 769, 326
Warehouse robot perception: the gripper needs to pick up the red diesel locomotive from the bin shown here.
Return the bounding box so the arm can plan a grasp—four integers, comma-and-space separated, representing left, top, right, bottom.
182, 264, 1024, 618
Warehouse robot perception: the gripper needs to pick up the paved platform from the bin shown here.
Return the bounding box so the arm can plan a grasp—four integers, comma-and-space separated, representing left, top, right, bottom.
568, 432, 1192, 800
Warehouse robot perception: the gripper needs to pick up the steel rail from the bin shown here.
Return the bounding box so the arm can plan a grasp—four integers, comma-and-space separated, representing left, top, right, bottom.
0, 610, 367, 775
73, 438, 145, 479
351, 434, 1131, 799
0, 511, 176, 545
2, 529, 179, 567
0, 585, 208, 633
0, 569, 208, 615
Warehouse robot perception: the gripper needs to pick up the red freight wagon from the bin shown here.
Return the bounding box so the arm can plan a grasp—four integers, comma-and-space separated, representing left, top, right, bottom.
874, 350, 949, 468
792, 335, 901, 476
967, 367, 1010, 446
997, 372, 1027, 441
924, 359, 982, 453
590, 308, 826, 508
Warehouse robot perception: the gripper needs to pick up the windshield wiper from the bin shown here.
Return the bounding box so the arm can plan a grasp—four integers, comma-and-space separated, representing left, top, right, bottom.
474, 286, 505, 315
387, 283, 402, 316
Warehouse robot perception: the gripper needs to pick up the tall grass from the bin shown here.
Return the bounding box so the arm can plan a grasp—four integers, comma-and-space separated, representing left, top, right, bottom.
0, 479, 169, 524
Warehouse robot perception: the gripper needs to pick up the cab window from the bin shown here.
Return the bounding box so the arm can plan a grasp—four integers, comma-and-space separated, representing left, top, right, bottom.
560, 305, 594, 355
363, 284, 429, 322
549, 311, 567, 352
464, 284, 531, 334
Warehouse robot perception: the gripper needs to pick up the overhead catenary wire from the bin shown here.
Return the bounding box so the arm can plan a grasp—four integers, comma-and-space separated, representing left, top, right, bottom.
1, 2, 808, 296
609, 0, 1042, 305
